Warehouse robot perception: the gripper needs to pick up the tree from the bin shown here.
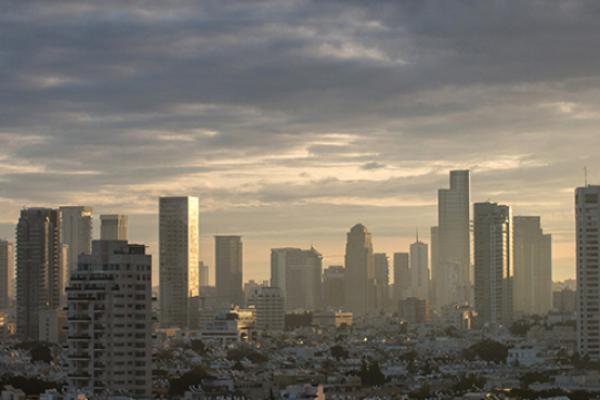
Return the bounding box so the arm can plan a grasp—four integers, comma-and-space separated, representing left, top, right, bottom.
359, 360, 385, 386
510, 319, 533, 336
190, 339, 208, 355
452, 374, 487, 393
168, 367, 213, 396
330, 345, 349, 360
463, 339, 508, 363
30, 344, 53, 364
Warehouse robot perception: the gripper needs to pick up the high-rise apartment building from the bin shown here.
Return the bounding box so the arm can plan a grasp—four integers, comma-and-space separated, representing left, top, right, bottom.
66, 240, 152, 397
323, 266, 345, 310
271, 247, 322, 311
100, 214, 128, 241
16, 208, 62, 340
474, 202, 513, 326
0, 240, 14, 309
60, 206, 92, 280
436, 170, 471, 307
254, 287, 285, 332
215, 236, 244, 307
513, 216, 552, 316
410, 237, 429, 302
374, 253, 390, 310
576, 186, 600, 360
344, 224, 375, 315
159, 196, 199, 328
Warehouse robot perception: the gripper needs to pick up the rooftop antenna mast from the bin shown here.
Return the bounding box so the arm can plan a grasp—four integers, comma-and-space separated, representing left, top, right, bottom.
585, 166, 588, 186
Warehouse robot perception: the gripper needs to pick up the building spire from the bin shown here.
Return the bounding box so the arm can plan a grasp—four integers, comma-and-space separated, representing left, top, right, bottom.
416, 227, 419, 243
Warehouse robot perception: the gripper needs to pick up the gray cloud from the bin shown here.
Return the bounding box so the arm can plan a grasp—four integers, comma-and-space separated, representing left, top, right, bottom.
1, 0, 597, 281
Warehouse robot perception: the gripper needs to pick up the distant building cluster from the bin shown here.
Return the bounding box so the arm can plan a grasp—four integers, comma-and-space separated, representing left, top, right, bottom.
2, 169, 597, 399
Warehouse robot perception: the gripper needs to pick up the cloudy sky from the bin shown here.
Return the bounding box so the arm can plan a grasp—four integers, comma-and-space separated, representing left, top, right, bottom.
1, 0, 598, 283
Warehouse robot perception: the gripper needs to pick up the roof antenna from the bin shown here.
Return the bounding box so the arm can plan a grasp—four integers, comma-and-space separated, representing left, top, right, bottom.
416, 227, 419, 243
585, 166, 588, 186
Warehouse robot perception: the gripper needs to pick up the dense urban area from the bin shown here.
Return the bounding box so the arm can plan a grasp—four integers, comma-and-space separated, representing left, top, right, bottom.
0, 170, 594, 399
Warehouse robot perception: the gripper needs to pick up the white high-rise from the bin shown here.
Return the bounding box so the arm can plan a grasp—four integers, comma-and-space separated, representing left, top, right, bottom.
474, 202, 513, 326
513, 216, 552, 316
66, 240, 153, 397
576, 186, 600, 360
410, 236, 429, 302
436, 170, 471, 307
159, 196, 199, 328
60, 206, 92, 279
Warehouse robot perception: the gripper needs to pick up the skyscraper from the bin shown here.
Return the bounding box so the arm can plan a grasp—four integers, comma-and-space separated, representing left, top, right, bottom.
344, 224, 375, 315
393, 252, 410, 303
323, 266, 345, 310
474, 202, 513, 326
100, 214, 128, 241
16, 208, 61, 339
436, 170, 471, 307
374, 253, 390, 310
60, 206, 92, 279
215, 236, 244, 307
271, 247, 322, 311
66, 240, 153, 397
410, 236, 429, 302
159, 196, 199, 328
513, 216, 552, 316
576, 186, 600, 360
0, 239, 14, 309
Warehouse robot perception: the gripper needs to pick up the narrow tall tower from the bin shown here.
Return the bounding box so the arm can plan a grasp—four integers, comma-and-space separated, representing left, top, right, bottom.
474, 202, 513, 326
410, 235, 429, 302
436, 170, 471, 307
159, 197, 199, 328
215, 235, 244, 307
0, 239, 14, 309
576, 186, 600, 360
16, 208, 61, 339
344, 224, 375, 315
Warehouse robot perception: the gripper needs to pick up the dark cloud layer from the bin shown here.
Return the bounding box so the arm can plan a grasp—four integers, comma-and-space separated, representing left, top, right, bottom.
1, 0, 598, 281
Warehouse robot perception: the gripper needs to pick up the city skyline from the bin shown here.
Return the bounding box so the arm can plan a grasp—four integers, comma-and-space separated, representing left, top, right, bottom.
2, 2, 598, 284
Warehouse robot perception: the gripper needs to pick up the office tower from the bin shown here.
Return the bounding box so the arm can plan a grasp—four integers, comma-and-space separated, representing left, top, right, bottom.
159, 196, 199, 328
576, 186, 600, 360
374, 253, 390, 310
16, 208, 61, 340
344, 224, 375, 315
430, 226, 439, 307
66, 240, 152, 397
410, 236, 429, 301
59, 206, 92, 279
0, 240, 14, 309
254, 287, 285, 332
271, 247, 322, 311
393, 252, 410, 302
513, 216, 552, 316
100, 214, 128, 240
199, 261, 209, 287
437, 170, 471, 307
474, 202, 513, 326
323, 266, 345, 310
215, 236, 244, 307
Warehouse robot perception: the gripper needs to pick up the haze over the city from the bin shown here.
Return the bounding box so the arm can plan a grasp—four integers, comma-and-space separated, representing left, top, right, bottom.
3, 1, 599, 283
